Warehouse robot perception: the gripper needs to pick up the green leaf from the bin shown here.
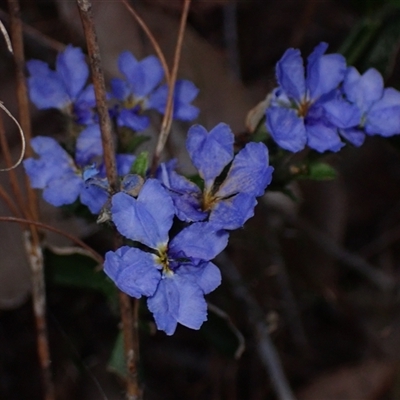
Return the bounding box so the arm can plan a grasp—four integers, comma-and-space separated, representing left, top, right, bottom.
44, 247, 117, 305
108, 331, 127, 379
294, 162, 337, 181
130, 151, 149, 177
201, 303, 245, 359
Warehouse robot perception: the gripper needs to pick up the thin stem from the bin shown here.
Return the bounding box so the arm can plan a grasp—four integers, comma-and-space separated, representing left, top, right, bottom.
76, 0, 118, 191
0, 183, 22, 218
8, 2, 54, 399
0, 8, 66, 53
76, 1, 141, 398
0, 216, 104, 264
216, 252, 296, 400
118, 292, 142, 400
0, 109, 25, 214
151, 0, 191, 174
120, 0, 170, 84
0, 18, 13, 53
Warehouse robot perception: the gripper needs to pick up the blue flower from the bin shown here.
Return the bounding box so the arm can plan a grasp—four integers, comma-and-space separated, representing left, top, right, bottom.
111, 51, 199, 131
24, 125, 135, 213
105, 179, 228, 335
158, 123, 273, 230
341, 67, 400, 140
266, 42, 360, 153
27, 45, 96, 125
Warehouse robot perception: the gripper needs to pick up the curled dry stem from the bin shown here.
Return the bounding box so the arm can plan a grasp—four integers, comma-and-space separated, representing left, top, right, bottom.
0, 101, 26, 172
0, 18, 12, 53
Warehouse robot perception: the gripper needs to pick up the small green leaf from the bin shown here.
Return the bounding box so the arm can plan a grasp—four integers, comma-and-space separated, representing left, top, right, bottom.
294, 162, 337, 181
130, 151, 149, 177
44, 247, 117, 305
108, 331, 127, 379
201, 303, 245, 359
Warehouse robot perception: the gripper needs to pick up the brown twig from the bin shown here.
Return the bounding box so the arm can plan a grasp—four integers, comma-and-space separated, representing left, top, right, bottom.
76, 0, 118, 191
151, 0, 191, 174
120, 0, 171, 84
76, 1, 141, 398
7, 2, 54, 399
0, 216, 104, 264
0, 183, 21, 217
0, 109, 25, 214
0, 8, 65, 53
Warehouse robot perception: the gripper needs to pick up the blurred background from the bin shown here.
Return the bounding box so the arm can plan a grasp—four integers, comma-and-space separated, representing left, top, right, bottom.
2, 0, 400, 399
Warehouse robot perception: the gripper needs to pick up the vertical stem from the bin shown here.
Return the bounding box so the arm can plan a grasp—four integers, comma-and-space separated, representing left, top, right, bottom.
7, 2, 55, 399
151, 0, 191, 173
76, 1, 141, 398
76, 0, 118, 190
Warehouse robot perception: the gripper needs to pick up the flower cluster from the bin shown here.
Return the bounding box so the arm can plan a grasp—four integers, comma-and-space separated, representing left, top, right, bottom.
265, 42, 400, 153
104, 123, 273, 335
24, 42, 273, 336
27, 45, 200, 132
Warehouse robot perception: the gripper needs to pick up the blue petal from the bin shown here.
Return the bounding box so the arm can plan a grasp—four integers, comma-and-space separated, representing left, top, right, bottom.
43, 173, 83, 206
27, 61, 69, 110
74, 84, 96, 125
56, 45, 89, 100
266, 107, 307, 152
24, 136, 75, 188
339, 128, 365, 147
217, 142, 273, 198
209, 193, 257, 230
116, 154, 136, 176
147, 80, 199, 120
343, 67, 383, 113
306, 122, 344, 152
110, 78, 131, 101
75, 124, 103, 166
174, 274, 208, 330
111, 179, 174, 248
322, 96, 361, 129
186, 123, 234, 188
306, 42, 346, 100
365, 88, 400, 136
147, 277, 179, 335
276, 48, 305, 102
80, 183, 109, 214
104, 246, 161, 298
148, 274, 208, 335
178, 260, 221, 294
117, 108, 150, 131
157, 162, 205, 222
118, 52, 164, 97
169, 222, 229, 261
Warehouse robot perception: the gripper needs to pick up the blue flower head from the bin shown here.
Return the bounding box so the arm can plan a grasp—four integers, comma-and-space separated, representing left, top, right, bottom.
341, 67, 400, 141
266, 42, 360, 153
24, 125, 135, 214
111, 51, 199, 131
105, 179, 228, 335
27, 45, 97, 125
158, 123, 273, 230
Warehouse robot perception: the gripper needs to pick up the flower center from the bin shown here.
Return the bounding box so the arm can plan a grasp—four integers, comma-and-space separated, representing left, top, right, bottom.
123, 95, 145, 111
202, 189, 218, 212
156, 245, 173, 276
297, 99, 312, 117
